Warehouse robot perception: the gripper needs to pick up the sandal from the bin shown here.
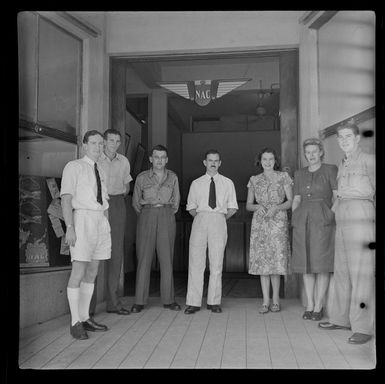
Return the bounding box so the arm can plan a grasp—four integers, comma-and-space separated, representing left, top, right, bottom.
259, 304, 269, 314
270, 303, 281, 312
311, 308, 323, 321
302, 310, 313, 320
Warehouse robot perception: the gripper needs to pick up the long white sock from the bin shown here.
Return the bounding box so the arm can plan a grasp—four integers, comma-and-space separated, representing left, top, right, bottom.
78, 282, 95, 322
67, 287, 80, 326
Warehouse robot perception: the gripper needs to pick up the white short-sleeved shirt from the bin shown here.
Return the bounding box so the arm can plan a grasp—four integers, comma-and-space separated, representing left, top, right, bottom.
99, 152, 133, 195
187, 173, 238, 214
60, 155, 109, 211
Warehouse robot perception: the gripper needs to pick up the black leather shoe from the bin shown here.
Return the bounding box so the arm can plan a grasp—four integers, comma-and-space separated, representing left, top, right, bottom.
207, 304, 222, 313
164, 302, 181, 311
184, 305, 200, 314
131, 304, 144, 313
70, 321, 88, 340
107, 307, 130, 315
82, 317, 108, 332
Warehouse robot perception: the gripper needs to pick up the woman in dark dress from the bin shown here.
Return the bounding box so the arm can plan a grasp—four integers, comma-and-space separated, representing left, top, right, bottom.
291, 138, 338, 321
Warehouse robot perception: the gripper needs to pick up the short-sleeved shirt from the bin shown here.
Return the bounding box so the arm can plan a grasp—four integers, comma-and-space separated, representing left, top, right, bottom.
337, 147, 375, 201
293, 164, 338, 205
187, 173, 238, 214
132, 168, 180, 213
99, 152, 132, 195
60, 155, 109, 211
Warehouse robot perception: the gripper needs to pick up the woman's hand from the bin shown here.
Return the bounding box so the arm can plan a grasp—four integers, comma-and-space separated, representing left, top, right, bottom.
255, 205, 266, 215
265, 205, 278, 217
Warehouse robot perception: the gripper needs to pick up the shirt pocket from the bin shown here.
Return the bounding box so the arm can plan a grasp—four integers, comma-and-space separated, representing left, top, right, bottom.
76, 173, 96, 203
161, 182, 174, 201
347, 168, 370, 192
142, 183, 156, 200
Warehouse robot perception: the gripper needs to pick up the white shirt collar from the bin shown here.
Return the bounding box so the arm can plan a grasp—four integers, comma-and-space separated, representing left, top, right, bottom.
83, 155, 96, 166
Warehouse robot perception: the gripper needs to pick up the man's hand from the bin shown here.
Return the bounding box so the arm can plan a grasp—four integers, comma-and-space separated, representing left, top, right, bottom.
65, 226, 76, 247
189, 209, 197, 217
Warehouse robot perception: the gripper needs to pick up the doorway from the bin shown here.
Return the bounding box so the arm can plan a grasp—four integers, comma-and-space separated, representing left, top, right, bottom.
111, 49, 299, 298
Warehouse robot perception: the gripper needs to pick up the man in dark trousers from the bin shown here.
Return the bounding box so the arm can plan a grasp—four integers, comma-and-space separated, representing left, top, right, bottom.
89, 128, 132, 317
131, 144, 181, 313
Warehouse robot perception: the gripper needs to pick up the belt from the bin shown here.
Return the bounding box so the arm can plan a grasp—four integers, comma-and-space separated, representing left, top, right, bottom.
337, 196, 373, 202
109, 194, 125, 198
302, 198, 325, 202
142, 203, 171, 208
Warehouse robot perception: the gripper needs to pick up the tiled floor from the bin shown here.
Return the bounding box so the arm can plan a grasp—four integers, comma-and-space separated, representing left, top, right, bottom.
19, 297, 376, 369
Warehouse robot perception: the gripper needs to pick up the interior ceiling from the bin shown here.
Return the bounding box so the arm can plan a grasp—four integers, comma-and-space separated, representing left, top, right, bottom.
126, 54, 281, 131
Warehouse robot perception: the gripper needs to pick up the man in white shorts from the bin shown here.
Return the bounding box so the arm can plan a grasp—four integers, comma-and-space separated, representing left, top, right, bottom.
61, 130, 111, 340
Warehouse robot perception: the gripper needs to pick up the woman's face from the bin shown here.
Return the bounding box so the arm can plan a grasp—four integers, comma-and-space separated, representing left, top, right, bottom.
304, 144, 322, 166
261, 152, 275, 171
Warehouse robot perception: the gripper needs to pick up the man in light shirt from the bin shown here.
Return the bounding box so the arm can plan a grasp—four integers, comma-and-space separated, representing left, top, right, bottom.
319, 121, 375, 345
184, 149, 238, 314
89, 128, 133, 317
61, 130, 111, 340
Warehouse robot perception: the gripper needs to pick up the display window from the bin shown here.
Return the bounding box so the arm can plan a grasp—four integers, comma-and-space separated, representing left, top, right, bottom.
18, 12, 82, 271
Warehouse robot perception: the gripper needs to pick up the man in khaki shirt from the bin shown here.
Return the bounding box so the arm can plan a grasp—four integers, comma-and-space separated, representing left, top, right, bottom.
131, 144, 181, 313
319, 121, 375, 345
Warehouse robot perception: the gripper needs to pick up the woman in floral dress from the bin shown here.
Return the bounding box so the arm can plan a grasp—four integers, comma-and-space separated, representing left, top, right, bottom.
246, 148, 293, 313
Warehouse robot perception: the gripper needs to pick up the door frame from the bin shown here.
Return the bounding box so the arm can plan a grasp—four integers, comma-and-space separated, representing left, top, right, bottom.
110, 47, 299, 298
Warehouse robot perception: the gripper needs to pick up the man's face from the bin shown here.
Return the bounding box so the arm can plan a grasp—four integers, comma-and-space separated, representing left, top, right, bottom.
150, 150, 168, 170
104, 133, 121, 154
337, 128, 360, 154
84, 134, 104, 162
204, 153, 221, 174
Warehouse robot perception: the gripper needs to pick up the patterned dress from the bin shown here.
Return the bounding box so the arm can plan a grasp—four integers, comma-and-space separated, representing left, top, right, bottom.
247, 171, 292, 275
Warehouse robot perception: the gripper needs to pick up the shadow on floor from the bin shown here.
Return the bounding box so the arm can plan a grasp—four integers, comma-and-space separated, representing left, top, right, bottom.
125, 272, 285, 298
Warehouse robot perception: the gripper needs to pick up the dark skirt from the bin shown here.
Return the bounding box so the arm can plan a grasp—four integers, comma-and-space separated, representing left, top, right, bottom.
291, 200, 335, 273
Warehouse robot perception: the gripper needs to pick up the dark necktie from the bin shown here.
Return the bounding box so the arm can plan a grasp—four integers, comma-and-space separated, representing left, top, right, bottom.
208, 177, 216, 209
94, 163, 103, 205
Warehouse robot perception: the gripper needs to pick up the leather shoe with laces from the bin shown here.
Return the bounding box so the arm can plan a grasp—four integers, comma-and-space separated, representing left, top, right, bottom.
70, 321, 88, 340
207, 304, 222, 313
163, 302, 181, 311
107, 307, 130, 315
348, 333, 372, 344
184, 305, 200, 314
131, 304, 144, 313
82, 317, 108, 332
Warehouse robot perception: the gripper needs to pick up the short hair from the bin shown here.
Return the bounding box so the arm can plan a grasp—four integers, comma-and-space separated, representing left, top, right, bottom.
83, 130, 103, 144
254, 147, 281, 174
302, 137, 325, 161
204, 149, 221, 160
103, 128, 121, 140
336, 121, 360, 136
150, 144, 168, 156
